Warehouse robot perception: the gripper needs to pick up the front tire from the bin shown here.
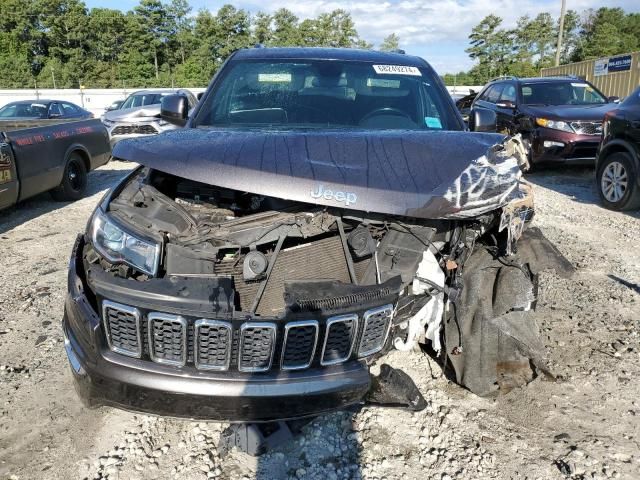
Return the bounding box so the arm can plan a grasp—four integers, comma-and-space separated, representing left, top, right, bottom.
597, 152, 640, 211
51, 153, 88, 201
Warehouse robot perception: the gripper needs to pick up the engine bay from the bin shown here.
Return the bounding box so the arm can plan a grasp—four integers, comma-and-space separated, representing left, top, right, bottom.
98, 168, 490, 318
80, 164, 566, 397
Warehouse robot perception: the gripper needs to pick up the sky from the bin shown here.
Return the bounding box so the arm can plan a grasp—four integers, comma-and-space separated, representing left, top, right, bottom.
84, 0, 640, 74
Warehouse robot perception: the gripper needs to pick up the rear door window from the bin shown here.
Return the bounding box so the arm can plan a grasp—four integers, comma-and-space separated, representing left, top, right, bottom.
62, 102, 80, 116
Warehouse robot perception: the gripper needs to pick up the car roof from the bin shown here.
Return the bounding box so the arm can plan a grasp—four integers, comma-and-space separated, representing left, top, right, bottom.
4, 99, 84, 105
129, 89, 186, 95
488, 77, 586, 85
519, 77, 586, 83
232, 47, 428, 68
6, 99, 53, 105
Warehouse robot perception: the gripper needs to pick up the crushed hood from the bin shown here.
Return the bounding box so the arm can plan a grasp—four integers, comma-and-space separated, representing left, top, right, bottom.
105, 105, 161, 122
113, 128, 528, 220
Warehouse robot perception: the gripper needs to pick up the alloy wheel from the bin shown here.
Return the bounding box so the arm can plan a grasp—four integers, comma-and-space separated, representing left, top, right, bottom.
601, 161, 628, 203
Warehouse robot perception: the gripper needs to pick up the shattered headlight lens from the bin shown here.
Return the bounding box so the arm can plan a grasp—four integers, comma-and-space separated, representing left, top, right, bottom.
535, 118, 574, 133
91, 210, 160, 276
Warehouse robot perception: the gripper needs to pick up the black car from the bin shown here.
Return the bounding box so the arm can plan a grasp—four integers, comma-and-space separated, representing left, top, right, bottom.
471, 76, 618, 167
0, 119, 110, 210
454, 90, 477, 124
62, 47, 566, 422
596, 86, 640, 211
0, 99, 92, 121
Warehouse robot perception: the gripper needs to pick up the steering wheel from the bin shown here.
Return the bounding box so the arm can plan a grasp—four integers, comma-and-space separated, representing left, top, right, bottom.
360, 107, 413, 124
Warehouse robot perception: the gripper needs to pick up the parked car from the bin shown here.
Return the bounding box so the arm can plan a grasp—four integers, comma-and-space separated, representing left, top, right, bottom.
0, 119, 111, 210
454, 90, 477, 124
104, 99, 124, 113
101, 89, 197, 148
471, 76, 619, 167
0, 100, 93, 130
596, 86, 640, 211
63, 47, 568, 423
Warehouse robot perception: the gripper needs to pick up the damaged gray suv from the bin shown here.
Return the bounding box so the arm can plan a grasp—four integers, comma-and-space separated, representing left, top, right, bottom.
63, 47, 568, 421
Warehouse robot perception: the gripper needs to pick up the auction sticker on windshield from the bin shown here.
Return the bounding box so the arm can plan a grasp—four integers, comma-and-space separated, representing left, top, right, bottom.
373, 65, 421, 76
258, 73, 292, 83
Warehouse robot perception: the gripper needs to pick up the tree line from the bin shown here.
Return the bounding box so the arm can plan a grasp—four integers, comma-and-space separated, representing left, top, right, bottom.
0, 0, 403, 89
1, 1, 638, 89
443, 7, 640, 86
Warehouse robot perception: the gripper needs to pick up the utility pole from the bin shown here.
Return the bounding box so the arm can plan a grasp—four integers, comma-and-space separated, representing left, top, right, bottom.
51, 66, 57, 89
555, 0, 567, 67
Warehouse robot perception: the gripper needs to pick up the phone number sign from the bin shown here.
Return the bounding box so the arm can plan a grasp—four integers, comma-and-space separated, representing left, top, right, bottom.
594, 55, 633, 76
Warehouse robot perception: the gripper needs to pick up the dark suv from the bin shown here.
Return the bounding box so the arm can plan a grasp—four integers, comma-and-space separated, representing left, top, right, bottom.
62, 47, 551, 422
471, 76, 618, 167
596, 86, 640, 211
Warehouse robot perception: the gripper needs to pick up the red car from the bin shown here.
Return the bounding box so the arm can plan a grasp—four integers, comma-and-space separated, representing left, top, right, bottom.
470, 76, 619, 167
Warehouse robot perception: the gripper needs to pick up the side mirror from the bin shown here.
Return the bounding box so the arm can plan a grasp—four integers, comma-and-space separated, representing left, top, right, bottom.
470, 108, 497, 133
106, 101, 122, 112
607, 96, 620, 104
161, 95, 189, 127
496, 100, 515, 109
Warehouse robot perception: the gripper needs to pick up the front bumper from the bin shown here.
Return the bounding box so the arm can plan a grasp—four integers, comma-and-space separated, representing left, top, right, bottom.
104, 121, 177, 149
63, 236, 372, 421
530, 127, 600, 165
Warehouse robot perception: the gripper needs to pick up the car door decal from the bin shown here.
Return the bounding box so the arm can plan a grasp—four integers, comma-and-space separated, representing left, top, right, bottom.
0, 143, 13, 184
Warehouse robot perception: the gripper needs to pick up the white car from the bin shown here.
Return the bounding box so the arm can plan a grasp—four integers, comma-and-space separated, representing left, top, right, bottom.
101, 89, 197, 148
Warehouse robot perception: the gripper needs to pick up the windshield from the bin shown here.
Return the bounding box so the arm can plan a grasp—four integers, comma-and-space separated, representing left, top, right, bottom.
195, 60, 460, 130
121, 93, 169, 109
0, 102, 47, 118
621, 87, 640, 107
521, 81, 607, 106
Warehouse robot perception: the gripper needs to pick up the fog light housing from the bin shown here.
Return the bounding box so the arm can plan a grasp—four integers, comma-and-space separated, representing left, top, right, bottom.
543, 140, 565, 149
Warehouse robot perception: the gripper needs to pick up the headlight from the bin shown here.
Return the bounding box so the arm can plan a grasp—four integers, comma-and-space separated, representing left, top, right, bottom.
535, 118, 574, 133
91, 210, 160, 276
102, 119, 115, 127
157, 118, 169, 126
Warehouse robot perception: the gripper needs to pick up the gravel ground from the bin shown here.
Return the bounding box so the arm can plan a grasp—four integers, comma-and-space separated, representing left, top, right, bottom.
0, 162, 638, 480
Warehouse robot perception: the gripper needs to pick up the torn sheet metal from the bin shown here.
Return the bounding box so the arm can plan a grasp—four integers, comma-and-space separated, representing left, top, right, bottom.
499, 181, 535, 255
428, 134, 531, 219
113, 129, 528, 220
444, 228, 571, 396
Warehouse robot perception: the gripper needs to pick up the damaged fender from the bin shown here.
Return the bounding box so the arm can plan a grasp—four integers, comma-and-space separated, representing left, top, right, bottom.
444, 227, 574, 396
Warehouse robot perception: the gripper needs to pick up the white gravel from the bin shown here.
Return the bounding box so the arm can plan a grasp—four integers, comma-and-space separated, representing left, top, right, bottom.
0, 162, 638, 480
